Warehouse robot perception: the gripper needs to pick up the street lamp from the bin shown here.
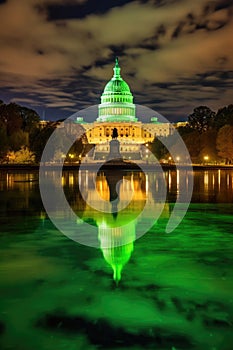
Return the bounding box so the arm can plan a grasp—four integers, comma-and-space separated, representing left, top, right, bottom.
176, 156, 180, 163
204, 155, 209, 164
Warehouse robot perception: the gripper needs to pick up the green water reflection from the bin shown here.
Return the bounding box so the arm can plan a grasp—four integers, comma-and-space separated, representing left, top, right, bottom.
0, 169, 233, 349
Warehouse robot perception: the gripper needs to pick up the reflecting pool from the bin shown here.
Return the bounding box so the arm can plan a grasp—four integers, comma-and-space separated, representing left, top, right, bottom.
0, 169, 233, 350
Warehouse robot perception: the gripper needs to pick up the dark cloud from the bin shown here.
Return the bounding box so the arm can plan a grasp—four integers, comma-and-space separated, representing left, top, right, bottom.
47, 0, 135, 20
172, 2, 231, 39
0, 0, 232, 121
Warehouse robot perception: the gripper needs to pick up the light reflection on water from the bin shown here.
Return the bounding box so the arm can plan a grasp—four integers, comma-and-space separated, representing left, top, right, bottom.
0, 169, 233, 350
1, 169, 233, 203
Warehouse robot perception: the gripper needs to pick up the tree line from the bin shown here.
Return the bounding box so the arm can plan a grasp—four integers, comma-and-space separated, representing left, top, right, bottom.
0, 100, 86, 163
0, 99, 232, 164
150, 104, 233, 164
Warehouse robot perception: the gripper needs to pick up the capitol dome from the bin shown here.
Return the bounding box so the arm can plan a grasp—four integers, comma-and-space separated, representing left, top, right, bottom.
103, 78, 131, 94
97, 58, 137, 122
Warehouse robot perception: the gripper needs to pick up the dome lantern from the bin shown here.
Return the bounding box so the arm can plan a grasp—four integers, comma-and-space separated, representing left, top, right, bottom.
113, 57, 121, 78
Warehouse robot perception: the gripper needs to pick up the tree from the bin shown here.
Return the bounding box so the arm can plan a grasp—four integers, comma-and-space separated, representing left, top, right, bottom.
199, 129, 218, 163
7, 147, 35, 164
69, 138, 85, 157
0, 103, 23, 135
188, 106, 215, 133
9, 130, 28, 151
213, 104, 233, 129
19, 106, 40, 132
30, 124, 56, 162
150, 137, 168, 160
216, 125, 233, 164
0, 124, 8, 160
178, 130, 201, 162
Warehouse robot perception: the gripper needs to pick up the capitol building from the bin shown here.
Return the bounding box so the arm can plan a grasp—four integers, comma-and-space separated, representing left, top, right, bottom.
71, 58, 174, 160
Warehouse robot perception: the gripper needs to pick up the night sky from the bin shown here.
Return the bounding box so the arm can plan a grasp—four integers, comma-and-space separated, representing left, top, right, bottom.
0, 0, 232, 122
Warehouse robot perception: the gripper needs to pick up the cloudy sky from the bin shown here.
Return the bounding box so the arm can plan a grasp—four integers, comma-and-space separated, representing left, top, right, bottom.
0, 0, 232, 122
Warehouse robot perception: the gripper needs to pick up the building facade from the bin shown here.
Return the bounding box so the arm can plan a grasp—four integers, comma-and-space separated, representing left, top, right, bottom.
73, 58, 173, 160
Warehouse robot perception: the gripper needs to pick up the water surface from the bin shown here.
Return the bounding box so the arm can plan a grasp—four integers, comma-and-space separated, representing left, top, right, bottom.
0, 169, 233, 350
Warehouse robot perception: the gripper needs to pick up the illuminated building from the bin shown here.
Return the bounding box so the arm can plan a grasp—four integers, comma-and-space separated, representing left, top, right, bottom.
72, 58, 173, 160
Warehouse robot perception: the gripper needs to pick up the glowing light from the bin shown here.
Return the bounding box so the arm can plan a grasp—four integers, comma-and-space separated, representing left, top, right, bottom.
69, 174, 74, 186
168, 171, 171, 190
177, 169, 180, 194
218, 169, 221, 189
204, 171, 209, 189
227, 173, 230, 188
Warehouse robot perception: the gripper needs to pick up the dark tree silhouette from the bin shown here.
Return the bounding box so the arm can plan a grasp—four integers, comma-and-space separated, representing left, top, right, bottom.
150, 137, 168, 160
188, 106, 215, 133
20, 106, 40, 132
213, 105, 233, 129
216, 125, 233, 164
30, 124, 56, 162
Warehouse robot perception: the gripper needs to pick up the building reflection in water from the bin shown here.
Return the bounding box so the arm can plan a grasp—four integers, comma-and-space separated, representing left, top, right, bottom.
98, 171, 140, 284
2, 169, 233, 283
73, 168, 233, 282
77, 170, 168, 284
